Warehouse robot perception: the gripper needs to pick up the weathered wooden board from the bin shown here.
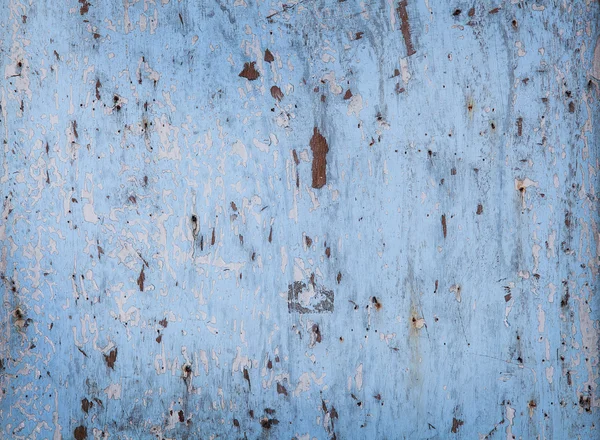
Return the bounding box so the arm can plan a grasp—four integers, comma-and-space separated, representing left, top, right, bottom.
1, 0, 599, 438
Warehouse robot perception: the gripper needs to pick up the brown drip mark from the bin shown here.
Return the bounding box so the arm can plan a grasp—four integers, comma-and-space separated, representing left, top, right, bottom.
516, 117, 523, 136
476, 204, 483, 215
239, 62, 260, 81
95, 79, 102, 100
309, 127, 329, 189
137, 266, 145, 291
441, 215, 447, 238
397, 0, 416, 56
104, 348, 117, 369
243, 367, 251, 390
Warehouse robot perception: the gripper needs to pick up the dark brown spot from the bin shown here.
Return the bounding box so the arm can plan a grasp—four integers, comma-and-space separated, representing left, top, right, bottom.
305, 236, 312, 247
468, 7, 475, 17
159, 318, 168, 328
337, 272, 342, 284
95, 79, 102, 101
372, 296, 382, 310
309, 127, 329, 189
233, 418, 240, 427
74, 425, 87, 440
476, 204, 483, 215
243, 368, 251, 389
453, 9, 461, 16
292, 149, 299, 165
264, 49, 274, 63
178, 410, 185, 422
312, 324, 322, 343
277, 383, 288, 395
451, 418, 464, 433
270, 85, 284, 101
516, 117, 523, 136
568, 101, 575, 113
81, 398, 92, 413
137, 266, 145, 291
230, 201, 237, 211
489, 7, 501, 14
239, 62, 259, 81
343, 89, 353, 100
504, 293, 512, 302
78, 0, 90, 16
325, 247, 331, 258
104, 348, 117, 370
260, 418, 279, 429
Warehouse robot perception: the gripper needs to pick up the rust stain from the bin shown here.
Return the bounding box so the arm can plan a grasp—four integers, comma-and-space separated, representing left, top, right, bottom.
517, 117, 523, 136
396, 0, 416, 56
270, 85, 284, 101
104, 348, 117, 370
451, 417, 464, 433
137, 266, 145, 291
264, 49, 274, 63
74, 425, 87, 440
276, 383, 288, 396
441, 214, 447, 238
239, 62, 260, 81
476, 204, 483, 215
78, 0, 90, 16
309, 127, 329, 189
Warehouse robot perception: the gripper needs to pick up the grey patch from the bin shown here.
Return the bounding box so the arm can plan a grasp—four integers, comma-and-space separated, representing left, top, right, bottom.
287, 281, 334, 314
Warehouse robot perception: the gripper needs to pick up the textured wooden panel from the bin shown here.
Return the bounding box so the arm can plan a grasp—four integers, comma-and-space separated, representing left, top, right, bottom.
1, 1, 599, 438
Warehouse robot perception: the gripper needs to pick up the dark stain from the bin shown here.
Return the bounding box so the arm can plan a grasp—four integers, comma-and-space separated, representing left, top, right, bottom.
325, 246, 331, 258
305, 236, 313, 247
452, 9, 461, 16
504, 293, 512, 302
489, 7, 501, 14
579, 394, 591, 412
264, 49, 274, 63
516, 117, 523, 136
451, 417, 464, 433
343, 89, 353, 100
292, 149, 300, 165
468, 7, 475, 16
397, 0, 416, 56
233, 418, 240, 427
239, 62, 259, 81
270, 86, 284, 101
81, 398, 92, 413
561, 280, 570, 308
309, 127, 329, 189
243, 367, 251, 390
178, 410, 185, 422
74, 425, 87, 440
441, 214, 447, 238
156, 334, 162, 343
159, 318, 168, 328
72, 121, 79, 139
95, 79, 101, 101
264, 408, 276, 415
230, 201, 238, 211
277, 383, 288, 396
371, 296, 382, 310
137, 266, 145, 291
268, 226, 273, 243
311, 324, 322, 343
337, 272, 342, 284
528, 400, 537, 410
476, 204, 483, 215
568, 101, 575, 113
104, 348, 117, 370
78, 0, 90, 15
260, 418, 279, 429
